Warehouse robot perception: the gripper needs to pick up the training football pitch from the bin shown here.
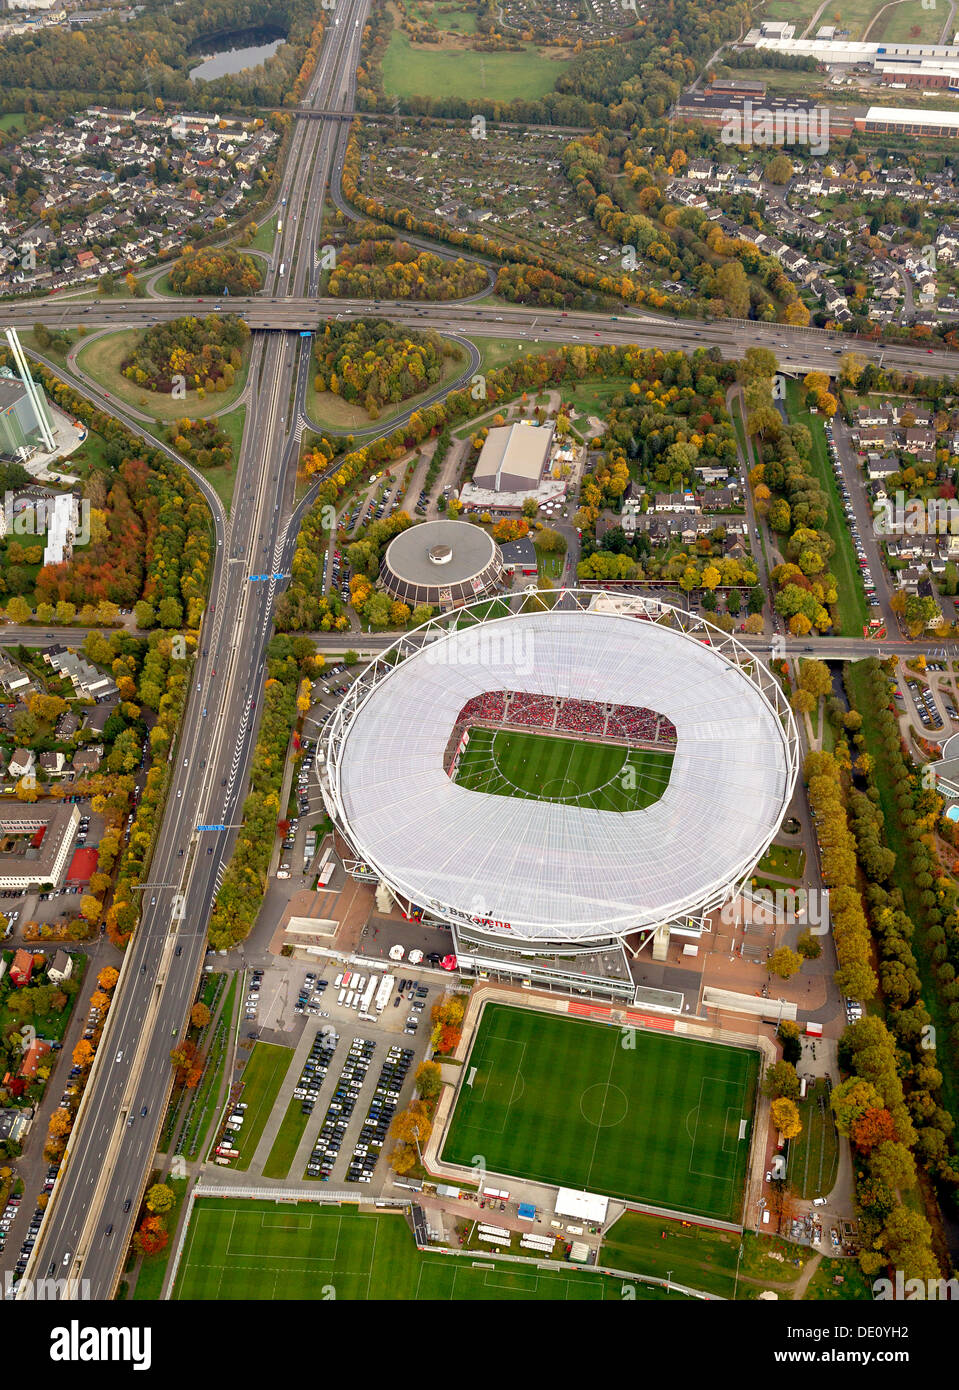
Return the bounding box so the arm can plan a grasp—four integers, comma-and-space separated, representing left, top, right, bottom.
442, 1005, 759, 1223
171, 1200, 676, 1300
453, 727, 674, 811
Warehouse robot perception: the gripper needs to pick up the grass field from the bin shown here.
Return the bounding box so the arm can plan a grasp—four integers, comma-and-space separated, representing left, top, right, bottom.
132, 1177, 188, 1302
785, 380, 867, 637
306, 341, 464, 433
262, 1095, 310, 1180
453, 727, 674, 811
230, 1043, 294, 1171
442, 1005, 759, 1222
172, 1200, 681, 1300
601, 1208, 741, 1298
381, 32, 570, 101
75, 328, 250, 422
872, 0, 943, 42
787, 1079, 839, 1201
756, 843, 806, 880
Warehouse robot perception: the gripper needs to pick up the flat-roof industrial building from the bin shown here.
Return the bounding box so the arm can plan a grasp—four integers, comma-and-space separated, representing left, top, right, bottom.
473, 422, 554, 494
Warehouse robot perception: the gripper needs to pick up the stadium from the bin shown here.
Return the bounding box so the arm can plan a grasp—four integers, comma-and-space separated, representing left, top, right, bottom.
321, 590, 799, 997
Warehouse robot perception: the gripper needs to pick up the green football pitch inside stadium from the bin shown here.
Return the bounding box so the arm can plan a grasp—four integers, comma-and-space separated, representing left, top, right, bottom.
442, 1005, 759, 1223
171, 1200, 679, 1300
453, 727, 674, 811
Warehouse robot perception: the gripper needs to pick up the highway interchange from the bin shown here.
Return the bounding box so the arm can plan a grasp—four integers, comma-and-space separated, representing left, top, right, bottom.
11, 0, 959, 1300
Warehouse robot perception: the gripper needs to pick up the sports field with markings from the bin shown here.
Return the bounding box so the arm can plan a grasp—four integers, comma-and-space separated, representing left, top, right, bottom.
453, 727, 673, 811
171, 1201, 681, 1300
442, 1005, 758, 1222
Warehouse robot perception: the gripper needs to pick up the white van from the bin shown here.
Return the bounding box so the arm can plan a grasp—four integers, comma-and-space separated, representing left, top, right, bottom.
337, 988, 346, 1005
334, 973, 343, 987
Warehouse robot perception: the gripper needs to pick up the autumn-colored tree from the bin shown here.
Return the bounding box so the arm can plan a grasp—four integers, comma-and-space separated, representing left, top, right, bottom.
190, 1002, 211, 1029
48, 1108, 73, 1138
770, 1096, 802, 1140
72, 1039, 94, 1070
768, 946, 802, 980
831, 1077, 885, 1137
90, 990, 111, 1012
390, 1100, 433, 1150
850, 1107, 897, 1153
145, 1182, 175, 1214
415, 1060, 442, 1100
97, 967, 119, 991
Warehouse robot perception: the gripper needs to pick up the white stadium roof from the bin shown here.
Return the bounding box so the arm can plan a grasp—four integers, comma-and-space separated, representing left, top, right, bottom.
324, 600, 798, 945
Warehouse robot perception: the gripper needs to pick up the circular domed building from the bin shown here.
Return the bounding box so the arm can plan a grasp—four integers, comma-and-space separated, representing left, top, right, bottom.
379, 519, 504, 609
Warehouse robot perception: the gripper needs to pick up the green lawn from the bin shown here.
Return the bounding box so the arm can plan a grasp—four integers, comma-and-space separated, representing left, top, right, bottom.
202, 403, 245, 513
407, 1, 478, 32
785, 381, 868, 637
756, 843, 806, 880
173, 1200, 682, 1300
381, 32, 571, 101
132, 1177, 188, 1302
787, 1078, 840, 1201
454, 727, 674, 811
75, 328, 250, 422
600, 1208, 741, 1298
248, 215, 277, 254
873, 0, 942, 42
184, 973, 238, 1161
442, 1004, 759, 1222
262, 1095, 310, 1180
229, 1042, 294, 1171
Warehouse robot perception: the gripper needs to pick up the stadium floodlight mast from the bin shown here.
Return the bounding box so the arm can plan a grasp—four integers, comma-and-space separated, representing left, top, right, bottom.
320, 588, 800, 954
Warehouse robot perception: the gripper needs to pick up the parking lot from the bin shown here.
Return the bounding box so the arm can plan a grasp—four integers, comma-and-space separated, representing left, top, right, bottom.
230, 958, 440, 1186
905, 674, 946, 732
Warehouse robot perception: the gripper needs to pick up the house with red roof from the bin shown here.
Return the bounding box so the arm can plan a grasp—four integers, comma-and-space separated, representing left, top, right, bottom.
18, 1039, 51, 1079
10, 949, 33, 987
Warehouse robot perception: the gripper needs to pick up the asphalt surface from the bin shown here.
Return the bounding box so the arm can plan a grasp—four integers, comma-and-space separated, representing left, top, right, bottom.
20, 0, 375, 1300
5, 295, 959, 381
14, 0, 959, 1300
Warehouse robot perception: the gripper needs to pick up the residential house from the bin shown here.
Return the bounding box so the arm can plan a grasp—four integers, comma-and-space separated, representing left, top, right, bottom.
48, 950, 73, 984
71, 746, 103, 774
10, 949, 33, 987
8, 748, 35, 779
18, 1038, 51, 1080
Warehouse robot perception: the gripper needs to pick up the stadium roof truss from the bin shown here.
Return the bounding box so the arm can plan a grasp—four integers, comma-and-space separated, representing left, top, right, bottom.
321, 589, 800, 949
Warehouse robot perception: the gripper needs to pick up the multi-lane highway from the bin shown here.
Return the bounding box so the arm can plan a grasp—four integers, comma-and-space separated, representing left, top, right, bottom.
19, 0, 376, 1299
15, 0, 959, 1298
5, 294, 959, 382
